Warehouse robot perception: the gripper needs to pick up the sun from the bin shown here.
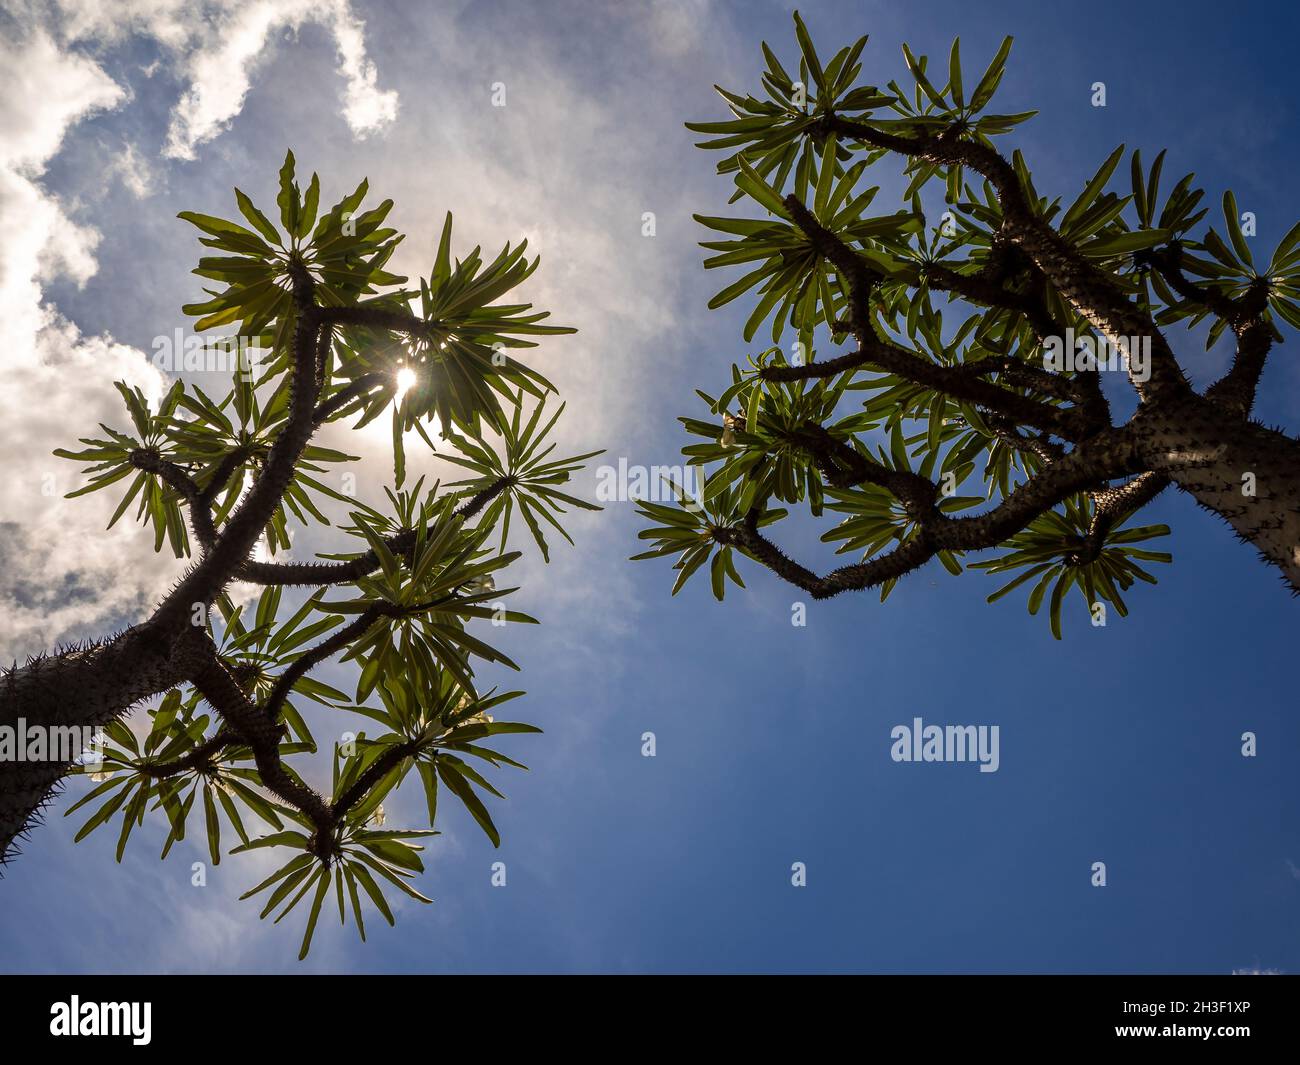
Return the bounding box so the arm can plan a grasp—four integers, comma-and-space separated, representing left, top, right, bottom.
394, 366, 418, 400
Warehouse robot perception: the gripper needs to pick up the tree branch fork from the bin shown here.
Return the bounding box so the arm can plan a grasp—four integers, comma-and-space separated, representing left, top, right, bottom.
713, 115, 1299, 599
1, 289, 514, 859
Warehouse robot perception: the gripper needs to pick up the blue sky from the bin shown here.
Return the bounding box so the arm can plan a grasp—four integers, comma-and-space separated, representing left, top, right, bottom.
0, 0, 1297, 973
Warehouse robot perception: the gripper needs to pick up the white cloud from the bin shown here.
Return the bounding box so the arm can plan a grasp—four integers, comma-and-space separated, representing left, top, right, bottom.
45, 1, 399, 158
108, 142, 155, 197
162, 0, 314, 159
54, 0, 204, 51
328, 0, 399, 135
0, 27, 123, 170
641, 0, 713, 58
0, 28, 172, 655
144, 0, 398, 158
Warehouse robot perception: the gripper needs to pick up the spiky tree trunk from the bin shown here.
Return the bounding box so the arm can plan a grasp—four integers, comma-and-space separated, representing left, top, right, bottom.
0, 623, 199, 858
1134, 396, 1300, 587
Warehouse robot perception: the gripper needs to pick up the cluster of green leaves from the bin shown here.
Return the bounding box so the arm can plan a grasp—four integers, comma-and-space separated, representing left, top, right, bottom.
681, 367, 860, 515
321, 480, 536, 695
232, 669, 541, 959
1148, 183, 1300, 340
696, 181, 919, 347
57, 375, 361, 558
66, 687, 297, 867
632, 474, 783, 601
972, 498, 1172, 638
181, 150, 405, 356
65, 514, 545, 956
686, 15, 1032, 221
57, 155, 597, 957
54, 382, 193, 555
332, 209, 577, 483
65, 585, 358, 867
234, 819, 439, 960
342, 670, 538, 849
637, 13, 1196, 633
214, 585, 350, 745
440, 392, 603, 561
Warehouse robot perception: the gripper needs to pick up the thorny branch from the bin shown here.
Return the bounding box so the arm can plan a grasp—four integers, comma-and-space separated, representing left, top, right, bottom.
712, 115, 1292, 597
